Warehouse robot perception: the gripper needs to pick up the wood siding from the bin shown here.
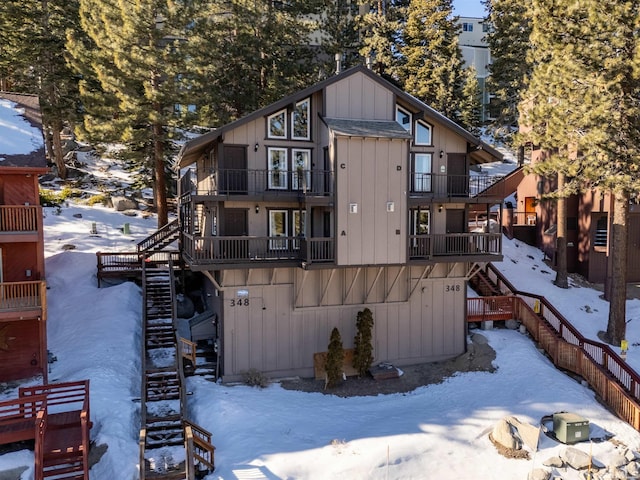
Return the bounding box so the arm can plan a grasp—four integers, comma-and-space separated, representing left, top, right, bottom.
0, 318, 43, 381
217, 264, 466, 381
335, 136, 408, 266
325, 74, 393, 120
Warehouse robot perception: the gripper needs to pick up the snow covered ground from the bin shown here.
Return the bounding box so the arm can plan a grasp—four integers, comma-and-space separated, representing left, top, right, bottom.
2, 164, 640, 478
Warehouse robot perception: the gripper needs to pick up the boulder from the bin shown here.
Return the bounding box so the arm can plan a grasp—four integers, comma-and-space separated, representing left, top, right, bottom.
626, 460, 640, 477
112, 196, 138, 211
492, 418, 520, 450
560, 447, 592, 470
608, 452, 628, 469
527, 468, 550, 480
505, 319, 519, 330
542, 456, 564, 468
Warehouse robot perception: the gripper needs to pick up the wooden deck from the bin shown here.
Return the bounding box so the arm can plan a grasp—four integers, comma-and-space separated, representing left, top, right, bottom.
0, 380, 91, 480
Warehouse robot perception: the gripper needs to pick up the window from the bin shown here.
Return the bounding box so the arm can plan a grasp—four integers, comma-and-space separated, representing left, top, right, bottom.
292, 149, 311, 190
413, 153, 432, 192
269, 210, 288, 250
594, 216, 608, 248
396, 106, 412, 132
482, 22, 491, 33
463, 22, 473, 32
268, 109, 287, 138
415, 121, 432, 145
413, 210, 430, 235
268, 148, 288, 189
292, 98, 310, 140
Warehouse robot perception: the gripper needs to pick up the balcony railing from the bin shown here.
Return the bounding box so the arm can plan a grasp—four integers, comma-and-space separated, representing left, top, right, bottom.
179, 168, 335, 197
512, 211, 537, 226
182, 232, 501, 266
409, 233, 502, 259
182, 234, 335, 265
0, 205, 40, 233
0, 281, 45, 312
409, 173, 505, 199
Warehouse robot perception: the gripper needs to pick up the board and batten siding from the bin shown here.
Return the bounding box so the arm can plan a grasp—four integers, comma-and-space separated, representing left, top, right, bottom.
325, 73, 393, 120
335, 136, 408, 266
219, 264, 466, 381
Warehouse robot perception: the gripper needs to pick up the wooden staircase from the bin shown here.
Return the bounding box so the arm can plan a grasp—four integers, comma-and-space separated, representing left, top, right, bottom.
469, 267, 502, 297
137, 219, 180, 254
140, 261, 214, 479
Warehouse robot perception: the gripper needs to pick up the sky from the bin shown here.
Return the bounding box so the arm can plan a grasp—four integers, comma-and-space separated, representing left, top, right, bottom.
453, 0, 486, 18
2, 151, 640, 479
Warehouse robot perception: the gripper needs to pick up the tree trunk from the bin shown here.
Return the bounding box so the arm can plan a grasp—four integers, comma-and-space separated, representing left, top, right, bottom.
606, 189, 629, 345
153, 122, 168, 228
553, 172, 568, 288
50, 119, 67, 179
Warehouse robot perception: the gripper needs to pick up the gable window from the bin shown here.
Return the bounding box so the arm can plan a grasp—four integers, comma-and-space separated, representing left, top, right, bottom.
292, 149, 311, 190
268, 147, 288, 189
269, 210, 288, 250
396, 106, 412, 132
413, 153, 432, 192
268, 109, 287, 138
292, 98, 310, 140
415, 120, 432, 145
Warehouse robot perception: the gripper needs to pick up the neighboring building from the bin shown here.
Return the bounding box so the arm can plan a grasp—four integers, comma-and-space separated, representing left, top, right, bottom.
0, 92, 49, 382
457, 16, 493, 122
176, 66, 504, 382
513, 147, 640, 285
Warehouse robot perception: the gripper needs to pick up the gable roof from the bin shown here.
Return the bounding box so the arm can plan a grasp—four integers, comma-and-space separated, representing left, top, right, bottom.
176, 65, 502, 168
0, 92, 48, 170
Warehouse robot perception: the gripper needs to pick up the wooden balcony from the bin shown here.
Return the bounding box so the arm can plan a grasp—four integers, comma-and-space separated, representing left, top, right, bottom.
179, 168, 334, 200
409, 173, 505, 201
182, 232, 501, 268
409, 233, 502, 261
0, 205, 41, 238
182, 234, 334, 268
0, 280, 46, 319
512, 211, 537, 226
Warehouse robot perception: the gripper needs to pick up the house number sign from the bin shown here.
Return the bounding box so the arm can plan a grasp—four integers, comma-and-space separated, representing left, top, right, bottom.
445, 284, 461, 293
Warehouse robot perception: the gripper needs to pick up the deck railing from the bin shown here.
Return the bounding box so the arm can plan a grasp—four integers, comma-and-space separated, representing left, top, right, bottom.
409, 173, 505, 199
409, 233, 502, 259
0, 205, 40, 232
470, 263, 640, 432
0, 281, 45, 312
512, 211, 537, 226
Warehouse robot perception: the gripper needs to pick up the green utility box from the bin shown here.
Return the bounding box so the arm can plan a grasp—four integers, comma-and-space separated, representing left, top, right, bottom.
553, 412, 589, 444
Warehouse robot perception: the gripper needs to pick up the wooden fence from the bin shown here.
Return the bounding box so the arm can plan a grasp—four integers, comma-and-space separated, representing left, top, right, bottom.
469, 264, 640, 432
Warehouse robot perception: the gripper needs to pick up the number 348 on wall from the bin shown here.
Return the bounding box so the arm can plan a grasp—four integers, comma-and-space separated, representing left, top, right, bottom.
230, 298, 250, 307
445, 284, 460, 293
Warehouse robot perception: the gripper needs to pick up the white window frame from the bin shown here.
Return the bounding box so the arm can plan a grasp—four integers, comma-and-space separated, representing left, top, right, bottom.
413, 209, 430, 235
268, 147, 288, 189
292, 98, 310, 140
267, 109, 287, 139
413, 153, 432, 192
292, 149, 311, 191
415, 120, 432, 146
269, 210, 288, 250
396, 105, 412, 132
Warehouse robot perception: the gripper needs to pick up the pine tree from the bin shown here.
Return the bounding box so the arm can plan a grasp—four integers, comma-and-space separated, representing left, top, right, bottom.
67, 0, 202, 227
0, 0, 81, 178
398, 0, 466, 122
459, 66, 482, 134
483, 0, 532, 137
320, 0, 362, 76
357, 0, 407, 78
353, 308, 374, 377
325, 327, 344, 389
520, 0, 640, 344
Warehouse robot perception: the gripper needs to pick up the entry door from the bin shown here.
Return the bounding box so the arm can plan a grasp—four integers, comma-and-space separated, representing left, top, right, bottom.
446, 209, 466, 254
219, 146, 247, 194
447, 153, 468, 196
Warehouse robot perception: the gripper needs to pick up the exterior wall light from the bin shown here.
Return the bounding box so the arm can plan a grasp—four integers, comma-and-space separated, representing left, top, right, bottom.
255, 205, 260, 214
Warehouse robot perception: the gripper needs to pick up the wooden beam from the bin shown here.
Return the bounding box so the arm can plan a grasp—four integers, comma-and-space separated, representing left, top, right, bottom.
294, 270, 309, 306
343, 267, 362, 303
365, 267, 385, 303
465, 262, 482, 280
385, 266, 405, 302
409, 265, 434, 299
319, 269, 336, 306
202, 270, 225, 292
270, 268, 277, 285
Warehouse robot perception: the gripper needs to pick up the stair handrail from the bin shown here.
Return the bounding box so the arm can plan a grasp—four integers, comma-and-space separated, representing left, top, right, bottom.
34, 400, 47, 480
184, 419, 215, 476
137, 218, 180, 253
481, 263, 640, 410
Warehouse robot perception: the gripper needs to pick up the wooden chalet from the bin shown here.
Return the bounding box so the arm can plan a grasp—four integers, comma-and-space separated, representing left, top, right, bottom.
0, 92, 49, 383
175, 65, 506, 382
